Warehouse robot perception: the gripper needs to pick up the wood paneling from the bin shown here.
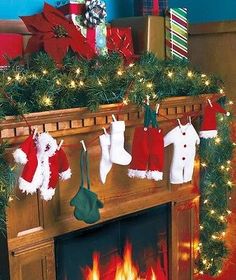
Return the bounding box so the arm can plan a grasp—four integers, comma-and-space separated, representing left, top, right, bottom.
9, 239, 56, 280
189, 21, 236, 103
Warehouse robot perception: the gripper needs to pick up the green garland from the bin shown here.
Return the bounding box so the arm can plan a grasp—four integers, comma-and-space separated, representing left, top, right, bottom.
0, 142, 16, 234
0, 51, 234, 275
0, 51, 223, 116
198, 98, 234, 276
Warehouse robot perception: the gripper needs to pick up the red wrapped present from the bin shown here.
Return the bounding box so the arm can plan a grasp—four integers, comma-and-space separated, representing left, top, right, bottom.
0, 34, 23, 67
107, 27, 137, 63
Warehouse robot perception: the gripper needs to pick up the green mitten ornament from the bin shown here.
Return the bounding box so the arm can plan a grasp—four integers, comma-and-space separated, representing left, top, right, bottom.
70, 150, 103, 224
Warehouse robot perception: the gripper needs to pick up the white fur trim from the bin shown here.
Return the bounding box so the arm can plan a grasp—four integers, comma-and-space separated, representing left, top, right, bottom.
40, 187, 55, 201
146, 170, 163, 181
13, 148, 28, 165
36, 132, 58, 157
19, 177, 38, 194
199, 130, 217, 139
128, 169, 146, 179
59, 168, 72, 180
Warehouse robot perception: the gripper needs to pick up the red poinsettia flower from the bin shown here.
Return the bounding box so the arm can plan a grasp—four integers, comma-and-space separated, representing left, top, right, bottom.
21, 3, 96, 64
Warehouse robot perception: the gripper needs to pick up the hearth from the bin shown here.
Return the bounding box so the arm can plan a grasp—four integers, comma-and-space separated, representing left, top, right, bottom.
55, 204, 170, 280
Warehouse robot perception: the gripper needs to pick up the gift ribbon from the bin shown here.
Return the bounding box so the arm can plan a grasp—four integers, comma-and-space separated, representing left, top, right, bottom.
107, 28, 134, 62
58, 3, 85, 15
152, 0, 160, 15
86, 28, 96, 51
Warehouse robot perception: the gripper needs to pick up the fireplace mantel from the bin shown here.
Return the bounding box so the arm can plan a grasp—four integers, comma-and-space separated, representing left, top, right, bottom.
0, 95, 212, 280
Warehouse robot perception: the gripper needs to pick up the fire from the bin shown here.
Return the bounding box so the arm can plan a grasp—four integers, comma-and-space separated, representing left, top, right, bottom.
83, 241, 167, 280
114, 242, 138, 280
84, 253, 100, 280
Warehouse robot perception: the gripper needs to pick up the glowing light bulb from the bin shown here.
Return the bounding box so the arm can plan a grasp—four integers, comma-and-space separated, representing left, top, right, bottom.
220, 216, 224, 221
146, 82, 153, 88
42, 69, 48, 75
70, 80, 76, 88
117, 70, 123, 76
227, 210, 232, 215
56, 79, 61, 85
201, 162, 207, 167
79, 80, 84, 86
129, 63, 134, 67
76, 68, 81, 74
8, 196, 13, 202
212, 234, 217, 239
7, 76, 12, 81
215, 137, 221, 144
210, 210, 215, 214
227, 160, 231, 164
123, 98, 129, 105
220, 165, 225, 170
137, 72, 141, 76
229, 196, 232, 200
205, 80, 210, 86
187, 71, 193, 78
199, 271, 204, 275
15, 73, 20, 81
41, 96, 52, 106
203, 259, 207, 264
203, 199, 208, 204
218, 270, 222, 274
167, 71, 173, 78
226, 111, 231, 116
201, 74, 207, 78
98, 80, 102, 85
222, 232, 226, 237
229, 100, 234, 105
219, 88, 224, 94
200, 225, 204, 230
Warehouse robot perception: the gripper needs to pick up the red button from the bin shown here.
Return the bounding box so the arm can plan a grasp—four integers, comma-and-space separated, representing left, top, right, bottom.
183, 132, 186, 135
182, 157, 186, 160
184, 144, 187, 148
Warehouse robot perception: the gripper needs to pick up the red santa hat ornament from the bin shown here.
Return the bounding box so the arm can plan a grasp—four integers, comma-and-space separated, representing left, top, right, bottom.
199, 99, 229, 139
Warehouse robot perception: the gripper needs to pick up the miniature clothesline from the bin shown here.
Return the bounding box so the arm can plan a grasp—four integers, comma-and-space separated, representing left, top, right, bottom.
1, 84, 223, 151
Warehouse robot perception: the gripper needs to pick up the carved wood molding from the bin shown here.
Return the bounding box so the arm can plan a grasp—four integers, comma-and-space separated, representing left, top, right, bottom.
0, 94, 213, 143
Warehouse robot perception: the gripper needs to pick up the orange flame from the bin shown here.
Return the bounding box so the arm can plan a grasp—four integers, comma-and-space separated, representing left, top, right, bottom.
85, 253, 100, 280
114, 242, 138, 280
83, 241, 167, 280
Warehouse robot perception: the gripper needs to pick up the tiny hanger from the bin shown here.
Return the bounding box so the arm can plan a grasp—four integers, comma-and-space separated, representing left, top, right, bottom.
188, 116, 191, 124
32, 128, 38, 139
177, 118, 181, 126
207, 99, 213, 107
146, 95, 150, 106
57, 140, 64, 150
80, 140, 87, 151
156, 103, 160, 114
112, 114, 117, 122
102, 127, 107, 135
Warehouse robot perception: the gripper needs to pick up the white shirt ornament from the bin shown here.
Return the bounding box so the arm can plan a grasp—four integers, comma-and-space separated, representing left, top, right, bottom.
164, 118, 200, 184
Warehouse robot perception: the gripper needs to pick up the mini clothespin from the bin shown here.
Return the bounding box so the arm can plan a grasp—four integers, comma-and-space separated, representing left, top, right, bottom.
146, 95, 150, 106
80, 140, 87, 151
102, 127, 107, 135
156, 103, 160, 114
57, 140, 64, 150
32, 128, 38, 139
112, 114, 117, 122
207, 99, 213, 107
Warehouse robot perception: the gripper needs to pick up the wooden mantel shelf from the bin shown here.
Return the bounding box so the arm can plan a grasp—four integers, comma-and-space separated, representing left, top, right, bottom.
1, 95, 212, 280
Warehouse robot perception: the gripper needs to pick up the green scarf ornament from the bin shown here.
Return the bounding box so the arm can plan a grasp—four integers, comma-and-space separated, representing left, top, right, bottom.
70, 150, 103, 224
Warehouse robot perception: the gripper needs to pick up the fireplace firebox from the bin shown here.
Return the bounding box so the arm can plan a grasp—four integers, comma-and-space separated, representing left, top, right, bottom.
55, 204, 170, 280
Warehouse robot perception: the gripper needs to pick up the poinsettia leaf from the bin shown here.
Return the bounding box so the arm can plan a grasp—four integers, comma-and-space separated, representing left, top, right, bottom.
25, 35, 43, 54
44, 37, 69, 64
70, 39, 95, 60
21, 13, 52, 33
43, 2, 70, 27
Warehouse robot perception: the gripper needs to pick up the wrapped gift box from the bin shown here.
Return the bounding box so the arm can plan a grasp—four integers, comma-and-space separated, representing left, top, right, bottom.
57, 0, 107, 55
134, 0, 169, 16
165, 8, 188, 59
112, 16, 165, 59
0, 34, 23, 67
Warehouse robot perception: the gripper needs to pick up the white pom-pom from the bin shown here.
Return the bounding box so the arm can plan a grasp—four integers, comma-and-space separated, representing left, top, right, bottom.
226, 112, 231, 117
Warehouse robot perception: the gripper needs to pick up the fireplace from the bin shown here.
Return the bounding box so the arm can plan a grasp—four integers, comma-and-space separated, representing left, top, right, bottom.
55, 204, 170, 280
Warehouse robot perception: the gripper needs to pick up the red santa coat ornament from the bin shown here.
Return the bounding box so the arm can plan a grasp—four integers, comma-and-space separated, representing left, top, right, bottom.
13, 133, 72, 201
199, 100, 229, 139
